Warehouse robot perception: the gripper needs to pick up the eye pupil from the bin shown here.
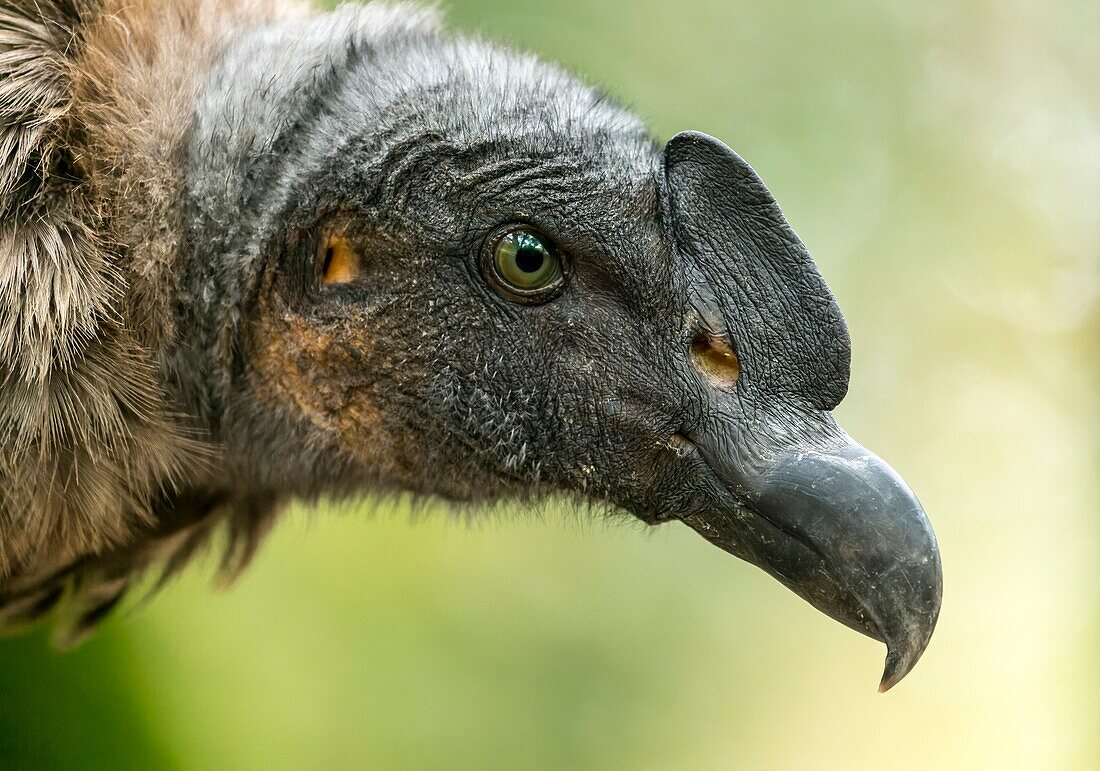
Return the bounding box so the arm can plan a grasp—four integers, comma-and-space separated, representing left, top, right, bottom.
515, 248, 545, 273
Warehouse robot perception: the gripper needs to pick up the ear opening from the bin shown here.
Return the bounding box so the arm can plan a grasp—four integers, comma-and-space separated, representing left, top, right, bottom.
318, 233, 360, 285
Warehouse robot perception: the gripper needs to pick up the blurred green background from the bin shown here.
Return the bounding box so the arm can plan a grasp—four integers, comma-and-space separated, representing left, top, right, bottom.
2, 0, 1097, 768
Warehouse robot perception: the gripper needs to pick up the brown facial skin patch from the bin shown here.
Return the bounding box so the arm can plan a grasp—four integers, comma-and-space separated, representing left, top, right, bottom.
249, 302, 411, 478
247, 229, 434, 491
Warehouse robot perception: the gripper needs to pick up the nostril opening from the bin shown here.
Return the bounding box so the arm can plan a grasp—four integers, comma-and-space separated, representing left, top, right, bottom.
691, 333, 740, 388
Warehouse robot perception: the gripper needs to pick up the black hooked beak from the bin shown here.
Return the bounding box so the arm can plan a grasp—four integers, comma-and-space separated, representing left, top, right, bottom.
682, 432, 942, 691
662, 130, 941, 688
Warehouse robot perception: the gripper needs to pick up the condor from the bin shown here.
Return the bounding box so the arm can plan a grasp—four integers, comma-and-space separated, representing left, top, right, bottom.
0, 0, 940, 689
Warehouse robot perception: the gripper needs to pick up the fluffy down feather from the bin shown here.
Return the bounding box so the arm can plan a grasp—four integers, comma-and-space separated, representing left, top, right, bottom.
0, 0, 329, 643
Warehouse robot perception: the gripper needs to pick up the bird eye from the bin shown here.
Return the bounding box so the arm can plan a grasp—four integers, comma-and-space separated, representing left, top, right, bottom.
483, 227, 565, 303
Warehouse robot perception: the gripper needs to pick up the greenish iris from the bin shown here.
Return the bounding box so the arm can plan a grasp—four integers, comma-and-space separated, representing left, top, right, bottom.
493, 229, 561, 292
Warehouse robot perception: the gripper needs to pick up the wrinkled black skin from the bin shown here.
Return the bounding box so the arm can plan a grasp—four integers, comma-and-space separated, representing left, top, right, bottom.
169, 10, 940, 689
176, 17, 681, 507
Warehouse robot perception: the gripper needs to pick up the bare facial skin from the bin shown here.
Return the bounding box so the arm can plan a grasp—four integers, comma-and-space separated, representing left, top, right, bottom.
0, 1, 939, 687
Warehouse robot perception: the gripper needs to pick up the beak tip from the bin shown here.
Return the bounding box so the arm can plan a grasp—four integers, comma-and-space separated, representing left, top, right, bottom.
877, 664, 900, 693
878, 558, 942, 693
877, 651, 905, 693
877, 626, 934, 693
